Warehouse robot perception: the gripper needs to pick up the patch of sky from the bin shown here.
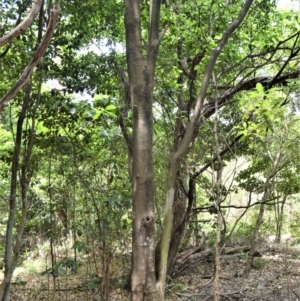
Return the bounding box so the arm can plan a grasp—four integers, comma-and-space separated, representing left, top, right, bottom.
80, 38, 125, 55
278, 0, 300, 10
45, 39, 124, 102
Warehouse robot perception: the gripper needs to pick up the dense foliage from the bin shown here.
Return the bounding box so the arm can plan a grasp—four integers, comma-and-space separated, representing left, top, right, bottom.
1, 0, 300, 300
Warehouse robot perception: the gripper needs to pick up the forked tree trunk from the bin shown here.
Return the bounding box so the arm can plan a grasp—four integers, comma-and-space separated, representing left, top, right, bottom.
124, 1, 253, 300
124, 1, 161, 300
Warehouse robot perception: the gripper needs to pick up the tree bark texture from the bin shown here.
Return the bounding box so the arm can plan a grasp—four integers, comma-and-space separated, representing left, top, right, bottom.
0, 0, 42, 47
124, 0, 253, 299
124, 1, 161, 300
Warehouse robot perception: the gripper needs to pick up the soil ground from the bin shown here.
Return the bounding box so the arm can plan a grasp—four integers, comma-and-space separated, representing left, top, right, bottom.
2, 242, 300, 301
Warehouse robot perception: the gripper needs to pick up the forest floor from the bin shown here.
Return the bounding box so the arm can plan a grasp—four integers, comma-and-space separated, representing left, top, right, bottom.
2, 240, 300, 301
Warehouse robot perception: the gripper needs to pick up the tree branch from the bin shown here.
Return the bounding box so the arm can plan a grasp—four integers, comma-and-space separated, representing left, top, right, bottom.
193, 195, 282, 213
191, 134, 244, 180
202, 69, 300, 118
158, 1, 254, 296
174, 0, 253, 160
0, 0, 60, 111
0, 0, 43, 47
218, 30, 300, 79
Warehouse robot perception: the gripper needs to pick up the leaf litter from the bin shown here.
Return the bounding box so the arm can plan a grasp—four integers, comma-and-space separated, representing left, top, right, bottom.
4, 242, 300, 301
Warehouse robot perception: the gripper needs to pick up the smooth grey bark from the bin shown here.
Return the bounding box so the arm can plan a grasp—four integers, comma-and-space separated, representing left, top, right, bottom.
0, 0, 42, 47
124, 1, 161, 300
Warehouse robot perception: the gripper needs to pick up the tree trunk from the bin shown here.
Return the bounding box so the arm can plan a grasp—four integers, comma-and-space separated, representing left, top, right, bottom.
156, 2, 254, 297
214, 208, 222, 301
0, 2, 59, 295
0, 90, 29, 301
247, 152, 284, 272
124, 1, 161, 300
247, 203, 265, 271
123, 1, 254, 299
166, 189, 187, 276
213, 96, 223, 301
0, 86, 31, 301
166, 171, 197, 277
155, 182, 189, 278
275, 196, 286, 243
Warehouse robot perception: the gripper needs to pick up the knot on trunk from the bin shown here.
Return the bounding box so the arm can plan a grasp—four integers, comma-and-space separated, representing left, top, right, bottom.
142, 215, 155, 232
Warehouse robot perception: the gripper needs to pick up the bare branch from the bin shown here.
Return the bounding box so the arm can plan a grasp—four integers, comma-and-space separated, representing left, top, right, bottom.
202, 69, 300, 118
193, 195, 282, 212
219, 30, 300, 78
268, 32, 300, 87
174, 0, 254, 161
191, 134, 244, 180
0, 0, 43, 47
0, 0, 60, 112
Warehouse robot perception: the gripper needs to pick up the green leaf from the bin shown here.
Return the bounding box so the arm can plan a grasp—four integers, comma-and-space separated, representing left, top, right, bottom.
256, 83, 264, 93
286, 78, 299, 83
93, 108, 103, 120
105, 104, 117, 111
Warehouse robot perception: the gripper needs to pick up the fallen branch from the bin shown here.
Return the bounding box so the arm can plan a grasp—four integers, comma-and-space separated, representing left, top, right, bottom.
175, 245, 251, 268
175, 238, 208, 264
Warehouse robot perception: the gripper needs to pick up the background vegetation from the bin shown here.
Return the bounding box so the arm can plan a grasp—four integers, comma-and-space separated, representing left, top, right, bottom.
0, 0, 300, 300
